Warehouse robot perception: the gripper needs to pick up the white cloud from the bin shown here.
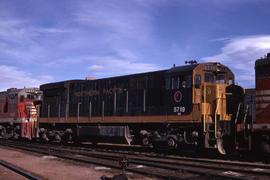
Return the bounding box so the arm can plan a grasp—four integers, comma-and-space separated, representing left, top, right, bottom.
204, 35, 270, 88
88, 64, 104, 71
0, 17, 73, 66
0, 19, 29, 43
0, 18, 70, 38
87, 57, 160, 78
0, 19, 69, 46
74, 1, 153, 40
34, 27, 71, 34
0, 65, 53, 91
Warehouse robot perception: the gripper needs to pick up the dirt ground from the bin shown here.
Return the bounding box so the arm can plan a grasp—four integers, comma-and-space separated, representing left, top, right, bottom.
0, 146, 154, 180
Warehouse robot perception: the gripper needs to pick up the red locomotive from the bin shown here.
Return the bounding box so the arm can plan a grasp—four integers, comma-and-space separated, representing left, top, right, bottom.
254, 53, 270, 153
233, 53, 270, 155
0, 88, 42, 139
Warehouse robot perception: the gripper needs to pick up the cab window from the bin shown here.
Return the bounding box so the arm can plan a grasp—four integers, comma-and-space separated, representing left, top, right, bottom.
165, 78, 170, 90
216, 74, 225, 84
172, 76, 179, 89
183, 75, 192, 88
194, 74, 201, 88
205, 73, 215, 83
167, 75, 192, 90
27, 94, 34, 99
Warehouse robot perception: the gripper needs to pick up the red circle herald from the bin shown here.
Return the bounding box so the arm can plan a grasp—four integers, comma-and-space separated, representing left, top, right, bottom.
174, 91, 182, 103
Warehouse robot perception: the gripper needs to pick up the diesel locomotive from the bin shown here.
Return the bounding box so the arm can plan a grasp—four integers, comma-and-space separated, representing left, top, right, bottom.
37, 61, 239, 154
0, 88, 42, 140
254, 53, 270, 153
229, 53, 270, 155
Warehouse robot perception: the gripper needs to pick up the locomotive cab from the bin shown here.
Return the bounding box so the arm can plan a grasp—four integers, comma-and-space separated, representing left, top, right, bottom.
165, 64, 195, 117
163, 62, 236, 154
193, 63, 236, 154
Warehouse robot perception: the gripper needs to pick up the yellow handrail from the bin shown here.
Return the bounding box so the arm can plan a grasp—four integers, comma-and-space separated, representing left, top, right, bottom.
214, 95, 221, 138
203, 84, 206, 133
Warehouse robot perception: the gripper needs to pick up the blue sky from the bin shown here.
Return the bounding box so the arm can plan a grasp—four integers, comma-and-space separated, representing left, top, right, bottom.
1, 0, 270, 91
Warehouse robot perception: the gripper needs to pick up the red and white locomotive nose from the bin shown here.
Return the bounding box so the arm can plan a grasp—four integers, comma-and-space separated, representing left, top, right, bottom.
254, 53, 270, 153
0, 88, 40, 140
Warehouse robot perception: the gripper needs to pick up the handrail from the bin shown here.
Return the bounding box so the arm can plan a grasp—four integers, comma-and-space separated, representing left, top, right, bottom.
203, 84, 206, 133
243, 104, 249, 140
234, 103, 242, 124
214, 96, 220, 138
214, 92, 229, 138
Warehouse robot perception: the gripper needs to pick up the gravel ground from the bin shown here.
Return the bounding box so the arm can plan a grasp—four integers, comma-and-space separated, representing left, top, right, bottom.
0, 146, 154, 180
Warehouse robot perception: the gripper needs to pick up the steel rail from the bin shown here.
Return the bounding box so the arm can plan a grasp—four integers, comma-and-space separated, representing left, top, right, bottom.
0, 159, 41, 180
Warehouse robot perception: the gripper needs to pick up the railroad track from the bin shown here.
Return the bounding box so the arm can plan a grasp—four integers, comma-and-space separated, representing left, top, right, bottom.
0, 159, 41, 180
1, 140, 269, 180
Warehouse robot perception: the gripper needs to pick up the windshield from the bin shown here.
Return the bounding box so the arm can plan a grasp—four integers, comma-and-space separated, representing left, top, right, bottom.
204, 73, 225, 84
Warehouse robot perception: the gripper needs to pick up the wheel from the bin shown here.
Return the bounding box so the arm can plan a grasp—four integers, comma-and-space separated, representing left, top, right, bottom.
0, 128, 6, 138
167, 137, 177, 149
54, 134, 61, 143
41, 133, 49, 142
142, 136, 150, 146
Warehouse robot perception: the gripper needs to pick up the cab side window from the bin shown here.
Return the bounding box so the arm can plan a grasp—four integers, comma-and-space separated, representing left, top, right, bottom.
184, 75, 192, 88
172, 76, 179, 90
194, 74, 201, 89
165, 78, 170, 90
166, 75, 192, 90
